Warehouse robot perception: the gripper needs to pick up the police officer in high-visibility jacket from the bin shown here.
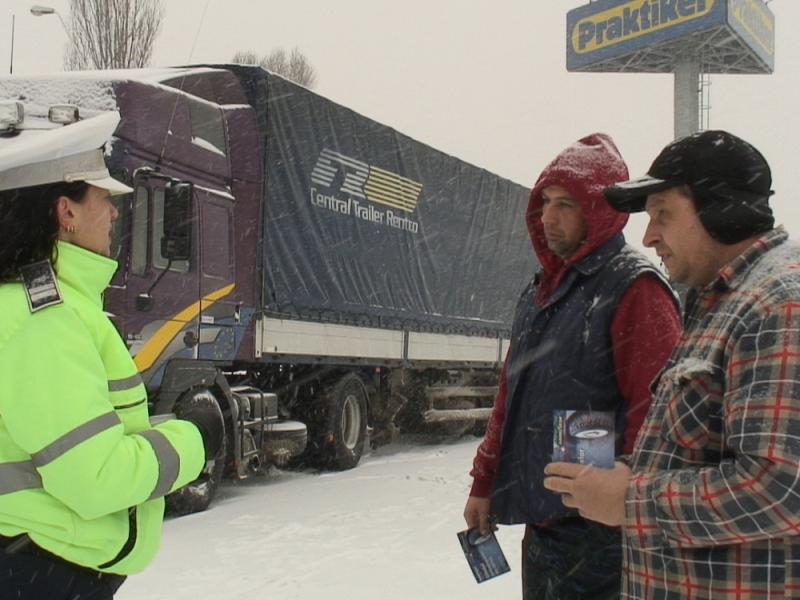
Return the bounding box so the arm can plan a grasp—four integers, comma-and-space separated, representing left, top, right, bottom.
0, 109, 214, 599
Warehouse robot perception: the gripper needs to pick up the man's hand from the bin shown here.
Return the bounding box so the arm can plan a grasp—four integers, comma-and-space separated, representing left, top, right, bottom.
543, 461, 632, 527
463, 496, 495, 536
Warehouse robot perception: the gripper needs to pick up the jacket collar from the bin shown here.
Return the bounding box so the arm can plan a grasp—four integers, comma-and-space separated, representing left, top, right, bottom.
715, 227, 787, 291
684, 227, 787, 311
542, 233, 626, 306
55, 242, 118, 307
572, 233, 626, 277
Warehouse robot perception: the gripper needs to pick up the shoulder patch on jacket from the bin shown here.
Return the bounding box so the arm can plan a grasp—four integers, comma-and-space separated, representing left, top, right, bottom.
20, 260, 63, 312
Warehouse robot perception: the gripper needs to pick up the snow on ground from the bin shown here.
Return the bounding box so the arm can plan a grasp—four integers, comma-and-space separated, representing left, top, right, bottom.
117, 435, 522, 599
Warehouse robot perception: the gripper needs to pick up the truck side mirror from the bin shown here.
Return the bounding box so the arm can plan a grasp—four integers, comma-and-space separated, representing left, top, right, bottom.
161, 181, 193, 261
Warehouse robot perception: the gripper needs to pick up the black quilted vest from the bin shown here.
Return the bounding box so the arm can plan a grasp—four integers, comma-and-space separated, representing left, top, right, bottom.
490, 234, 670, 525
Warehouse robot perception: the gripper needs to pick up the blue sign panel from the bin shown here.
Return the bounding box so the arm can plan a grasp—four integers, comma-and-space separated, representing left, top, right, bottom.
567, 0, 773, 73
727, 0, 775, 70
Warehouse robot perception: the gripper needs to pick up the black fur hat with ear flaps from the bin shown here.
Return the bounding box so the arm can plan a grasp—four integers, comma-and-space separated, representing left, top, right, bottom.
604, 130, 774, 244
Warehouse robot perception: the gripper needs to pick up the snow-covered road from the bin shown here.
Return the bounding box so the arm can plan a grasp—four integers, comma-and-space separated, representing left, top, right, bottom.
118, 435, 522, 599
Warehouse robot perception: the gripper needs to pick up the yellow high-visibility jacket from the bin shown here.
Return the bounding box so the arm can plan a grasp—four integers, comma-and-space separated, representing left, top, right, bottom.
0, 242, 205, 574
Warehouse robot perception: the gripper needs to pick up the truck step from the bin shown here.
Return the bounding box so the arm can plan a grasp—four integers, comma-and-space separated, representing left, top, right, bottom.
424, 386, 497, 400
422, 407, 493, 423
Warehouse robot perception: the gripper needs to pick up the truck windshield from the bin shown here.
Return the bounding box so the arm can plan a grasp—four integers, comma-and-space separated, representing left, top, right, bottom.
188, 97, 227, 156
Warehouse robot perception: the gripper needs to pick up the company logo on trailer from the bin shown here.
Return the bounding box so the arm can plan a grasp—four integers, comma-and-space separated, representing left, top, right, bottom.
309, 149, 422, 233
572, 0, 714, 54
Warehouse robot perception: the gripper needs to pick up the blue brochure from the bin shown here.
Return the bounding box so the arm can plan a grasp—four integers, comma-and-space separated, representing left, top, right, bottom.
457, 527, 511, 583
552, 410, 615, 469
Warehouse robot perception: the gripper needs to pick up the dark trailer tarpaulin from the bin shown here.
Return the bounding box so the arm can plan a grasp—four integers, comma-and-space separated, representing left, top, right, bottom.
232, 67, 537, 336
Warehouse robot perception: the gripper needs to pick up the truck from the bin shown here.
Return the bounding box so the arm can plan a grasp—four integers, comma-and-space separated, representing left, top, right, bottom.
0, 65, 538, 514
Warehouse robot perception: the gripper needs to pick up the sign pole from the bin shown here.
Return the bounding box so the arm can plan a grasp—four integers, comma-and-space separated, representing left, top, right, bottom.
674, 57, 700, 138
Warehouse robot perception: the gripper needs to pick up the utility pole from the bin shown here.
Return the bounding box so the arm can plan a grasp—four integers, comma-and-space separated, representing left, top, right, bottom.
9, 15, 15, 74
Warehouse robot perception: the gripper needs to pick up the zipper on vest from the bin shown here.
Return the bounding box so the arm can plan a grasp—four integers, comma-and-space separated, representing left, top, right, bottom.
97, 507, 137, 569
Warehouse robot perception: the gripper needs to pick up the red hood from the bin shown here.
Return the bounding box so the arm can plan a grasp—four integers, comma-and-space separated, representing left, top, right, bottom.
528, 133, 630, 286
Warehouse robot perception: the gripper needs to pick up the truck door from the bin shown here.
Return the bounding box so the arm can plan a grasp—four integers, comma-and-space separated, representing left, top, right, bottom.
120, 178, 201, 386
123, 178, 238, 386
195, 188, 238, 364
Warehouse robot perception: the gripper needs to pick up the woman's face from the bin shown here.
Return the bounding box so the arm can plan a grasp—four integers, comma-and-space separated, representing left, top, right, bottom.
59, 185, 119, 257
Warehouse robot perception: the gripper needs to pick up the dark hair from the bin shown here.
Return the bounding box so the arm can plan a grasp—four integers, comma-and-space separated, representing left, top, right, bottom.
0, 181, 90, 283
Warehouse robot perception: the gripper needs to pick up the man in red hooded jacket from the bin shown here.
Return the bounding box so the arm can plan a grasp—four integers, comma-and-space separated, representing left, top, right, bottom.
463, 133, 681, 599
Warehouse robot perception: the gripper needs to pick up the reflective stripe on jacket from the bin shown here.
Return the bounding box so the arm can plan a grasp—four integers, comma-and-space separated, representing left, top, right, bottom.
0, 242, 205, 574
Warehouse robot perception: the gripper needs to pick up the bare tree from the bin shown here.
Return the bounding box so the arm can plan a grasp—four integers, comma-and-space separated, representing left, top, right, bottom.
65, 0, 165, 70
232, 47, 317, 89
231, 50, 260, 66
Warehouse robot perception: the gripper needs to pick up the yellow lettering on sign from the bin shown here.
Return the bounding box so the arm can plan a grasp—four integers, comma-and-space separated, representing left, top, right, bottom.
572, 0, 714, 55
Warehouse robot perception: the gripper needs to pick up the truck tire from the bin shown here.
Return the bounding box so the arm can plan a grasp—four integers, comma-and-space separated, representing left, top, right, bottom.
165, 390, 226, 516
319, 374, 368, 471
567, 411, 613, 440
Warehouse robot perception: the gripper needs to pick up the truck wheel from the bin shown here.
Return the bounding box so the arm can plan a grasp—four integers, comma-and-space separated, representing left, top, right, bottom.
567, 411, 613, 440
165, 390, 226, 517
320, 375, 368, 471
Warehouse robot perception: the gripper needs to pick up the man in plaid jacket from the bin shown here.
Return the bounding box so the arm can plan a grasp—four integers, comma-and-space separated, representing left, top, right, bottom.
544, 130, 800, 599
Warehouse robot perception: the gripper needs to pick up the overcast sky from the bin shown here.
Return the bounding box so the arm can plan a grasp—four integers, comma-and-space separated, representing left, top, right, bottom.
3, 0, 798, 258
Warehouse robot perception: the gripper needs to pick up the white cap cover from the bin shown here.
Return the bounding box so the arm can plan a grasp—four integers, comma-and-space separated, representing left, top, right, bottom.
0, 111, 133, 195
